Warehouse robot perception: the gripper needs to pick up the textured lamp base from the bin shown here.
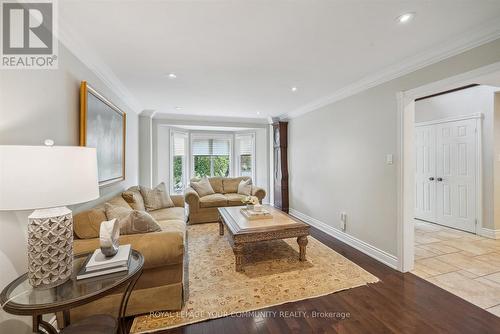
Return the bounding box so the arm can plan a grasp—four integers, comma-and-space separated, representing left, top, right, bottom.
28, 207, 73, 289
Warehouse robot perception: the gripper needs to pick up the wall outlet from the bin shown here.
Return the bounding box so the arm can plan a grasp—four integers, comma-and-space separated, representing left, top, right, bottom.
386, 154, 394, 165
340, 212, 347, 231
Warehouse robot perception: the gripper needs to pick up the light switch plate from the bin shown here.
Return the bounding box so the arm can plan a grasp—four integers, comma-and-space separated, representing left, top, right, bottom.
386, 154, 393, 165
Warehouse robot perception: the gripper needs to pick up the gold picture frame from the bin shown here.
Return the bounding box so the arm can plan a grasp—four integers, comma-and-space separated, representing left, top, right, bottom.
80, 81, 126, 187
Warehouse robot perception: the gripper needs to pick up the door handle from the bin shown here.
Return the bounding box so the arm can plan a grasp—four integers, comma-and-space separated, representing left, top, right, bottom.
437, 177, 443, 182
429, 177, 435, 181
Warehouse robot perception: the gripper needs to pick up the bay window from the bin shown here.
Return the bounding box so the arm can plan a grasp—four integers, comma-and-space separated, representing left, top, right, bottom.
170, 131, 188, 194
191, 136, 232, 178
235, 133, 255, 180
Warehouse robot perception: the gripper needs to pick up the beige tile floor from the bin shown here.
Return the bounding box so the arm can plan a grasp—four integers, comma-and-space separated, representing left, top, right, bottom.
412, 220, 500, 316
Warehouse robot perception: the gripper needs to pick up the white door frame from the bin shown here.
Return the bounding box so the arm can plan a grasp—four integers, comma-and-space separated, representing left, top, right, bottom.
415, 114, 483, 233
396, 61, 500, 272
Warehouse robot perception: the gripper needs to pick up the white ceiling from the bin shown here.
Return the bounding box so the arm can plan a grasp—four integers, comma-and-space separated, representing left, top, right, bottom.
59, 0, 500, 119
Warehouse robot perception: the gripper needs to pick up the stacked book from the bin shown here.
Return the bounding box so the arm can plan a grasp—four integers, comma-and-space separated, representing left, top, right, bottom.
77, 244, 131, 280
240, 208, 273, 220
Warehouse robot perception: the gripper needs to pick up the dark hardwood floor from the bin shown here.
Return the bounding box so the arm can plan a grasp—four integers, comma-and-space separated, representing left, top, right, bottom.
127, 226, 500, 333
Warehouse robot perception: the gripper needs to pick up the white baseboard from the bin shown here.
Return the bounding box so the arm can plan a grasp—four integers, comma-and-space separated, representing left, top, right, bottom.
289, 208, 399, 269
478, 227, 500, 239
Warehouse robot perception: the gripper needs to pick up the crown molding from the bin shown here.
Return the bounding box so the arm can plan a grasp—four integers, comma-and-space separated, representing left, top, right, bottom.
57, 18, 143, 114
139, 109, 157, 118
280, 18, 500, 120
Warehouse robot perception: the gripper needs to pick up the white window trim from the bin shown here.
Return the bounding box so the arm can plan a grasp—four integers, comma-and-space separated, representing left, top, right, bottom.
169, 129, 188, 194
235, 132, 256, 182
190, 132, 233, 179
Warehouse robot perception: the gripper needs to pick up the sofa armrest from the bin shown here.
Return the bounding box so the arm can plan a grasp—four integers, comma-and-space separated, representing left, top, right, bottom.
74, 230, 185, 269
170, 195, 185, 207
184, 187, 200, 212
252, 186, 266, 203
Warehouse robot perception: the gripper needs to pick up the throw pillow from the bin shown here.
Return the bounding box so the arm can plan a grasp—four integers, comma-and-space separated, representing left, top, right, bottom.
237, 179, 253, 196
139, 182, 174, 211
104, 203, 161, 235
122, 186, 146, 211
190, 177, 215, 197
119, 210, 161, 235
104, 202, 132, 221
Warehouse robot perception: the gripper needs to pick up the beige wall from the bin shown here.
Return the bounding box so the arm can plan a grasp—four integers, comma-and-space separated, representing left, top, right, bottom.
415, 85, 499, 229
0, 44, 139, 332
288, 38, 500, 257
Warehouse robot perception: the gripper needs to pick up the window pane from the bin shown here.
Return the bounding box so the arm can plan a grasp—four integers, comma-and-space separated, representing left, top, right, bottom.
213, 155, 230, 177
212, 139, 230, 155
194, 155, 211, 178
236, 135, 253, 178
240, 154, 252, 176
173, 156, 184, 193
192, 139, 210, 155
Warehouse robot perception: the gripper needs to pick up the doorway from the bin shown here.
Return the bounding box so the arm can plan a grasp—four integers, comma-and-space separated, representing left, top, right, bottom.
397, 63, 500, 316
415, 115, 481, 233
397, 62, 500, 273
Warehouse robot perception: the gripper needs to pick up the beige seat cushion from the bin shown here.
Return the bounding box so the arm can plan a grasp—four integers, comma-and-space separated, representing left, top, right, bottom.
199, 194, 228, 208
74, 220, 186, 268
149, 207, 185, 222
122, 186, 146, 211
225, 193, 246, 206
140, 182, 174, 211
190, 178, 215, 197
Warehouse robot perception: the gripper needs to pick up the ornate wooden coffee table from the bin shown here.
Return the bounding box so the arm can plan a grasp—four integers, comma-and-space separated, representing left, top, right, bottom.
218, 206, 310, 272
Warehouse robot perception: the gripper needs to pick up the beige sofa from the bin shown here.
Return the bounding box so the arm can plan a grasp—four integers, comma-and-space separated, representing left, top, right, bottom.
185, 176, 266, 224
58, 186, 186, 326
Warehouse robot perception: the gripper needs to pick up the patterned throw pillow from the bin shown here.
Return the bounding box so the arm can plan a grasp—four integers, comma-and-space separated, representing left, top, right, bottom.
104, 203, 161, 235
237, 179, 253, 196
139, 182, 174, 211
122, 186, 146, 211
190, 177, 215, 197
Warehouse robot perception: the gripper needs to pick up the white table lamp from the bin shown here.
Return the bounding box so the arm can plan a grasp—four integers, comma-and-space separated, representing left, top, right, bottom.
0, 144, 99, 289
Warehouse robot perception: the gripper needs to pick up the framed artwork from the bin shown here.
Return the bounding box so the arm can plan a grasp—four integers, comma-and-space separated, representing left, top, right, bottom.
80, 81, 126, 186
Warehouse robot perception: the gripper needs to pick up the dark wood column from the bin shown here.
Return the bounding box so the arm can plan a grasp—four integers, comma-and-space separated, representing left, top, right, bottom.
272, 121, 289, 213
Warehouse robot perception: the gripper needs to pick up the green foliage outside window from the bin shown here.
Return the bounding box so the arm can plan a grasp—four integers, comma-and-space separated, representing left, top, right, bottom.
173, 156, 184, 193
240, 155, 252, 176
194, 155, 230, 178
194, 156, 211, 178
213, 156, 230, 177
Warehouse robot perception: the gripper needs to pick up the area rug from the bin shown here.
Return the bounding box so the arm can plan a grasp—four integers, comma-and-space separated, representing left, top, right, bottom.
130, 223, 379, 333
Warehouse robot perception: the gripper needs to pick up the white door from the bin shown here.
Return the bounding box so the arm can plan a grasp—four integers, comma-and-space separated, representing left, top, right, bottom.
435, 119, 476, 232
414, 118, 477, 233
414, 125, 436, 221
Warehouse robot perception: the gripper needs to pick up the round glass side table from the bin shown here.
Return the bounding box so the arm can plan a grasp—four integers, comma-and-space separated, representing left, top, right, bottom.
0, 249, 144, 334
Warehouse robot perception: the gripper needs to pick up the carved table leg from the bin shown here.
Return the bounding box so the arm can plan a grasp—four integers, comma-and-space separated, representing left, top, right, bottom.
297, 236, 308, 261
219, 218, 224, 236
233, 243, 244, 272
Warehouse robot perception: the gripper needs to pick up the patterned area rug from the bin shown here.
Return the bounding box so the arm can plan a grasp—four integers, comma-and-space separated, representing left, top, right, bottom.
131, 223, 379, 333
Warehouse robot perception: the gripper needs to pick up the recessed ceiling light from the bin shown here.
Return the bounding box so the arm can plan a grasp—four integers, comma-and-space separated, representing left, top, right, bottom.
291, 86, 298, 92
175, 106, 183, 110
168, 73, 177, 79
256, 111, 261, 115
397, 12, 415, 24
